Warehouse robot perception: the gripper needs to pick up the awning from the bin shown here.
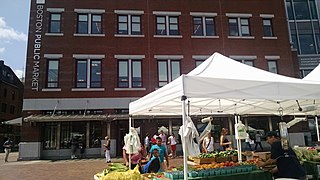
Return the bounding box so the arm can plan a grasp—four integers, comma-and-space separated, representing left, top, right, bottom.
2, 117, 22, 126
24, 114, 107, 122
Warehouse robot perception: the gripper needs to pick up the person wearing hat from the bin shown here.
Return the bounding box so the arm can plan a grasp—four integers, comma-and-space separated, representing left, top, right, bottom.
257, 131, 306, 180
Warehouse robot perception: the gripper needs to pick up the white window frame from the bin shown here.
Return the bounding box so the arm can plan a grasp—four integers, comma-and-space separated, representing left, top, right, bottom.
155, 55, 183, 87
114, 10, 144, 37
46, 8, 64, 36
153, 11, 182, 38
72, 54, 105, 91
226, 13, 254, 39
114, 55, 146, 91
42, 54, 63, 92
265, 55, 280, 74
229, 55, 256, 66
260, 14, 277, 40
190, 12, 218, 38
74, 9, 105, 37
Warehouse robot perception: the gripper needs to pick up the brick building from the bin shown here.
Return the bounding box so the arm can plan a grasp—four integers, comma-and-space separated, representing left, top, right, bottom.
21, 0, 300, 160
0, 60, 24, 151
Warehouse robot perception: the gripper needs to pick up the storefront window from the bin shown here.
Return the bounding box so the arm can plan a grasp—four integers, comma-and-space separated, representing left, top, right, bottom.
90, 121, 102, 148
60, 122, 86, 149
44, 123, 57, 149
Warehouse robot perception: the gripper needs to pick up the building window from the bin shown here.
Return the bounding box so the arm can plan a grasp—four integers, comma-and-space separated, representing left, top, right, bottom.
156, 16, 179, 35
236, 59, 254, 66
10, 105, 15, 114
60, 122, 86, 149
76, 59, 101, 88
77, 14, 102, 34
11, 91, 15, 100
44, 123, 57, 149
117, 15, 141, 35
1, 103, 6, 112
192, 17, 215, 36
118, 59, 142, 88
158, 60, 180, 87
47, 60, 59, 88
90, 122, 102, 148
196, 60, 204, 67
3, 88, 7, 98
263, 19, 274, 37
49, 13, 61, 33
268, 60, 278, 74
228, 18, 250, 36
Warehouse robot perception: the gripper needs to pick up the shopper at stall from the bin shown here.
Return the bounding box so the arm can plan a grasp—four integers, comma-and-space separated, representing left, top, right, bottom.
149, 137, 169, 172
144, 148, 161, 173
254, 131, 263, 151
104, 136, 111, 163
220, 128, 232, 151
167, 133, 177, 158
123, 143, 146, 173
257, 131, 306, 180
3, 137, 13, 162
202, 133, 214, 153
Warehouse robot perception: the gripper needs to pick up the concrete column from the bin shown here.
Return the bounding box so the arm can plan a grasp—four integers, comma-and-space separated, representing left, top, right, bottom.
244, 118, 248, 129
56, 122, 61, 149
107, 122, 111, 137
268, 117, 273, 131
169, 120, 172, 135
228, 116, 233, 135
86, 122, 90, 148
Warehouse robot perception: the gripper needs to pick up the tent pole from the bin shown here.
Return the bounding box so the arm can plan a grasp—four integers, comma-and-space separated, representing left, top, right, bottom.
181, 95, 188, 180
128, 116, 132, 169
315, 116, 319, 142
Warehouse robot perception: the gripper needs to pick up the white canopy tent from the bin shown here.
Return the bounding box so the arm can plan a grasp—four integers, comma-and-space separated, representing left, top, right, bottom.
129, 52, 320, 180
303, 63, 320, 141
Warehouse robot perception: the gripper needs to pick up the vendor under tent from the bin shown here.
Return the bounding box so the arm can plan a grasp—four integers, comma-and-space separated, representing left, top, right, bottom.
129, 52, 320, 180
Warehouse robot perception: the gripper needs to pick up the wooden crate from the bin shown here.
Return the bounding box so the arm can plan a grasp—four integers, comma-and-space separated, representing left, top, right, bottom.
193, 157, 215, 164
215, 156, 230, 163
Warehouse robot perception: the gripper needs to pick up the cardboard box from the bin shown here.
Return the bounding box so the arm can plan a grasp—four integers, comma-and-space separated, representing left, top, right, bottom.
254, 152, 271, 161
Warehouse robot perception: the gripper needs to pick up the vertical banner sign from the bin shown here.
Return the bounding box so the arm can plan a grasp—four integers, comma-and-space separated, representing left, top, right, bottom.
32, 0, 45, 91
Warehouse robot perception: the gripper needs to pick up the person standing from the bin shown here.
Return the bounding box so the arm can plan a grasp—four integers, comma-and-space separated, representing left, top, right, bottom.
168, 134, 177, 158
245, 132, 253, 151
257, 132, 306, 179
254, 131, 263, 151
123, 143, 146, 173
144, 133, 150, 156
3, 137, 13, 162
70, 136, 79, 159
104, 136, 111, 163
158, 130, 167, 149
220, 128, 232, 151
202, 133, 214, 153
149, 137, 169, 172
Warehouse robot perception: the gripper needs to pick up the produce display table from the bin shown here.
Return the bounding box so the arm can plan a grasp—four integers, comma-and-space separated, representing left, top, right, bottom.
143, 170, 272, 180
303, 160, 320, 180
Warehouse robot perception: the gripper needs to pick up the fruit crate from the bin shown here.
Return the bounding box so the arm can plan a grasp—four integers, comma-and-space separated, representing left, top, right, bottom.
193, 157, 215, 164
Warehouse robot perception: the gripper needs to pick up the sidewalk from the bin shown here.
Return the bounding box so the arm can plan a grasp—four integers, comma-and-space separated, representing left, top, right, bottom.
0, 152, 183, 180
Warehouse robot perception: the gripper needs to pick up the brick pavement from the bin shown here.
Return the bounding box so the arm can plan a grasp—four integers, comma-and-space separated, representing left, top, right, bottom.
0, 152, 184, 180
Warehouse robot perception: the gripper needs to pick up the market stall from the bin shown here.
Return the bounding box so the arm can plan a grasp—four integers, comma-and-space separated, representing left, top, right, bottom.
128, 52, 320, 180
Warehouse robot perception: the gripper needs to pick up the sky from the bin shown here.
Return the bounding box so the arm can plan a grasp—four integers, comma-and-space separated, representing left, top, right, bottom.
0, 0, 30, 79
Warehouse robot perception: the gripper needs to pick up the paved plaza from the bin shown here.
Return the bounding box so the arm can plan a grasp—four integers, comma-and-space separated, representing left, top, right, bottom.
0, 152, 183, 180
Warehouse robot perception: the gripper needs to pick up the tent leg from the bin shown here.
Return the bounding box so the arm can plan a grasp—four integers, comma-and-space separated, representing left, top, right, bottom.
181, 96, 188, 180
315, 116, 320, 142
235, 115, 242, 163
128, 116, 132, 169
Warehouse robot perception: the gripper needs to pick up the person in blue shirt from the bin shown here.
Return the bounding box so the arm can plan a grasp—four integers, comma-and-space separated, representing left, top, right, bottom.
149, 137, 169, 171
144, 148, 161, 173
